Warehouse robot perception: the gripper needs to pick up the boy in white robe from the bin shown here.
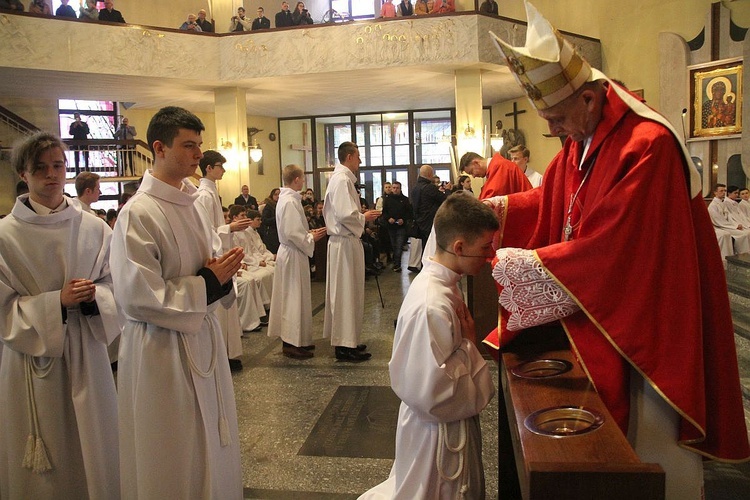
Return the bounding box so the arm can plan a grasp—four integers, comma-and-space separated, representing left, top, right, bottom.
110, 107, 244, 499
195, 149, 253, 371
0, 132, 120, 500
239, 208, 276, 301
267, 165, 327, 359
227, 205, 272, 333
323, 142, 381, 361
360, 193, 497, 500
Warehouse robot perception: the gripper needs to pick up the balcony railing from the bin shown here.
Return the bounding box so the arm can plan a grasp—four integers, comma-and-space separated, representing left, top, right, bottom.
62, 139, 152, 179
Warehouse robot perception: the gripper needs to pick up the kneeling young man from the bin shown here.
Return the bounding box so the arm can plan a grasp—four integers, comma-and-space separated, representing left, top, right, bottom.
360, 193, 497, 499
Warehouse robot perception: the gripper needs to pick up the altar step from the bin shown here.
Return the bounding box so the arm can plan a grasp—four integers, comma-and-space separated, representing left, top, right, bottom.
726, 253, 750, 414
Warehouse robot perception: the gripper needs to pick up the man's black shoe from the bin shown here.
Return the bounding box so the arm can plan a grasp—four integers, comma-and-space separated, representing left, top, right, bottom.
259, 316, 269, 326
283, 344, 314, 359
228, 358, 243, 372
335, 346, 371, 362
407, 266, 421, 273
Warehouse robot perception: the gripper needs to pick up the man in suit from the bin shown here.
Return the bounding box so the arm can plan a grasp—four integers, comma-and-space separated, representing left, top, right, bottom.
234, 185, 258, 210
275, 1, 293, 27
252, 7, 271, 30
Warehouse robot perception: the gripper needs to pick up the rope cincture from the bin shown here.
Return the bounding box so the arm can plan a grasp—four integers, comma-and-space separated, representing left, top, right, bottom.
436, 418, 470, 499
22, 354, 55, 474
179, 318, 231, 447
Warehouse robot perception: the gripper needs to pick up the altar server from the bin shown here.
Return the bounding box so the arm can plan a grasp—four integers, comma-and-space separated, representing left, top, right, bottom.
360, 193, 497, 499
111, 107, 243, 499
0, 132, 120, 499
267, 165, 327, 358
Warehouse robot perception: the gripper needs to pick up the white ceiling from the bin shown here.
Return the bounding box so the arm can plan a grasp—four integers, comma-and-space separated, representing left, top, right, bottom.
1, 63, 524, 118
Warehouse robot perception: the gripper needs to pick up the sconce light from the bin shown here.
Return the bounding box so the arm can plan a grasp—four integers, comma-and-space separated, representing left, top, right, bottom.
464, 123, 475, 138
220, 137, 233, 150
248, 140, 263, 162
247, 127, 264, 163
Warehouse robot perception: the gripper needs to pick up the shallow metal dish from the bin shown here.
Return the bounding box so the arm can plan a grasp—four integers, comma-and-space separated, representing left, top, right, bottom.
524, 406, 604, 437
511, 359, 573, 379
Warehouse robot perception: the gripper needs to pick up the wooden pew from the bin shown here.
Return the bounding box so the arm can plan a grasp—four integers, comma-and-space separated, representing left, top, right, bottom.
497, 328, 665, 500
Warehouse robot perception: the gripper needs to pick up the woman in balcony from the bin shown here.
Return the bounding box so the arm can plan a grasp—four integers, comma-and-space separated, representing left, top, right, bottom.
292, 2, 313, 25
414, 0, 432, 15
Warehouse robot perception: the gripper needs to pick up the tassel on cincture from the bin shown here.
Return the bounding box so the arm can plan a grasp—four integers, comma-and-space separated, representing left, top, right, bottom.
32, 436, 52, 473
22, 434, 35, 469
219, 416, 231, 447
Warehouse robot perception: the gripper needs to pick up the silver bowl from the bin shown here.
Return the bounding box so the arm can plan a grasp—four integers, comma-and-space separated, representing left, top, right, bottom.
524, 406, 604, 437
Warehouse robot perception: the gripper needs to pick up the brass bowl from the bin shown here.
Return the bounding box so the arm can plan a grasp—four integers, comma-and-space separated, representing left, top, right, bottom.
524, 406, 604, 437
511, 359, 573, 379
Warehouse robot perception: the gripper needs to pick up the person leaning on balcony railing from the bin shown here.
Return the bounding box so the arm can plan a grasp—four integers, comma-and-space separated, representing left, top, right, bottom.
291, 2, 313, 26
28, 0, 52, 15
179, 13, 203, 32
0, 0, 24, 12
98, 0, 125, 23
396, 0, 413, 16
479, 0, 499, 15
55, 0, 76, 18
196, 9, 214, 33
79, 0, 98, 21
414, 0, 433, 15
230, 6, 252, 32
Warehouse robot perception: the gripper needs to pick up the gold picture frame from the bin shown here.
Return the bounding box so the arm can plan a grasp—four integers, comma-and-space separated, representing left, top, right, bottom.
689, 58, 742, 140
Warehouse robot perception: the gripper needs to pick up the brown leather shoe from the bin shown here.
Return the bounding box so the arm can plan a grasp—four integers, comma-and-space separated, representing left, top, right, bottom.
283, 344, 314, 359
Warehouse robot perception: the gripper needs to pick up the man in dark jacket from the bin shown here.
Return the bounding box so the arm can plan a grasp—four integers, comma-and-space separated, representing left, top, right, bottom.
196, 9, 215, 32
98, 0, 125, 23
382, 181, 413, 272
411, 164, 450, 253
234, 185, 258, 210
275, 1, 293, 28
252, 7, 271, 30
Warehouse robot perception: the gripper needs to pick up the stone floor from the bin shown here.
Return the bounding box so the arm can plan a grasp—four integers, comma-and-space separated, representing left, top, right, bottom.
230, 258, 750, 499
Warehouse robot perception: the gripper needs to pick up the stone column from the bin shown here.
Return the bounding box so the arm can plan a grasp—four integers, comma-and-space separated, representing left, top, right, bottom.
454, 69, 485, 170
214, 87, 248, 204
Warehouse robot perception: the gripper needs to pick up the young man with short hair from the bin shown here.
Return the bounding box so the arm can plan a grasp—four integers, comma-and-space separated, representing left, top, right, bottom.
508, 144, 542, 188
268, 165, 327, 358
195, 150, 255, 371
323, 142, 381, 361
110, 107, 244, 499
0, 132, 120, 499
251, 6, 271, 30
74, 170, 101, 213
227, 205, 270, 333
360, 193, 497, 498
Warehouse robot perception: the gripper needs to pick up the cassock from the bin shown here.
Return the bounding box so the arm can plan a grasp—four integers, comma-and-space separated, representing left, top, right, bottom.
483, 81, 749, 479
267, 187, 317, 347
111, 171, 242, 499
524, 167, 543, 188
479, 153, 532, 199
323, 165, 366, 348
195, 177, 245, 359
707, 197, 750, 254
0, 196, 120, 500
236, 226, 276, 300
359, 259, 494, 500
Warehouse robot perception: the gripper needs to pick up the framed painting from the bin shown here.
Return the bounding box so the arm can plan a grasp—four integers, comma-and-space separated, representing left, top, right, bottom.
689, 58, 742, 140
